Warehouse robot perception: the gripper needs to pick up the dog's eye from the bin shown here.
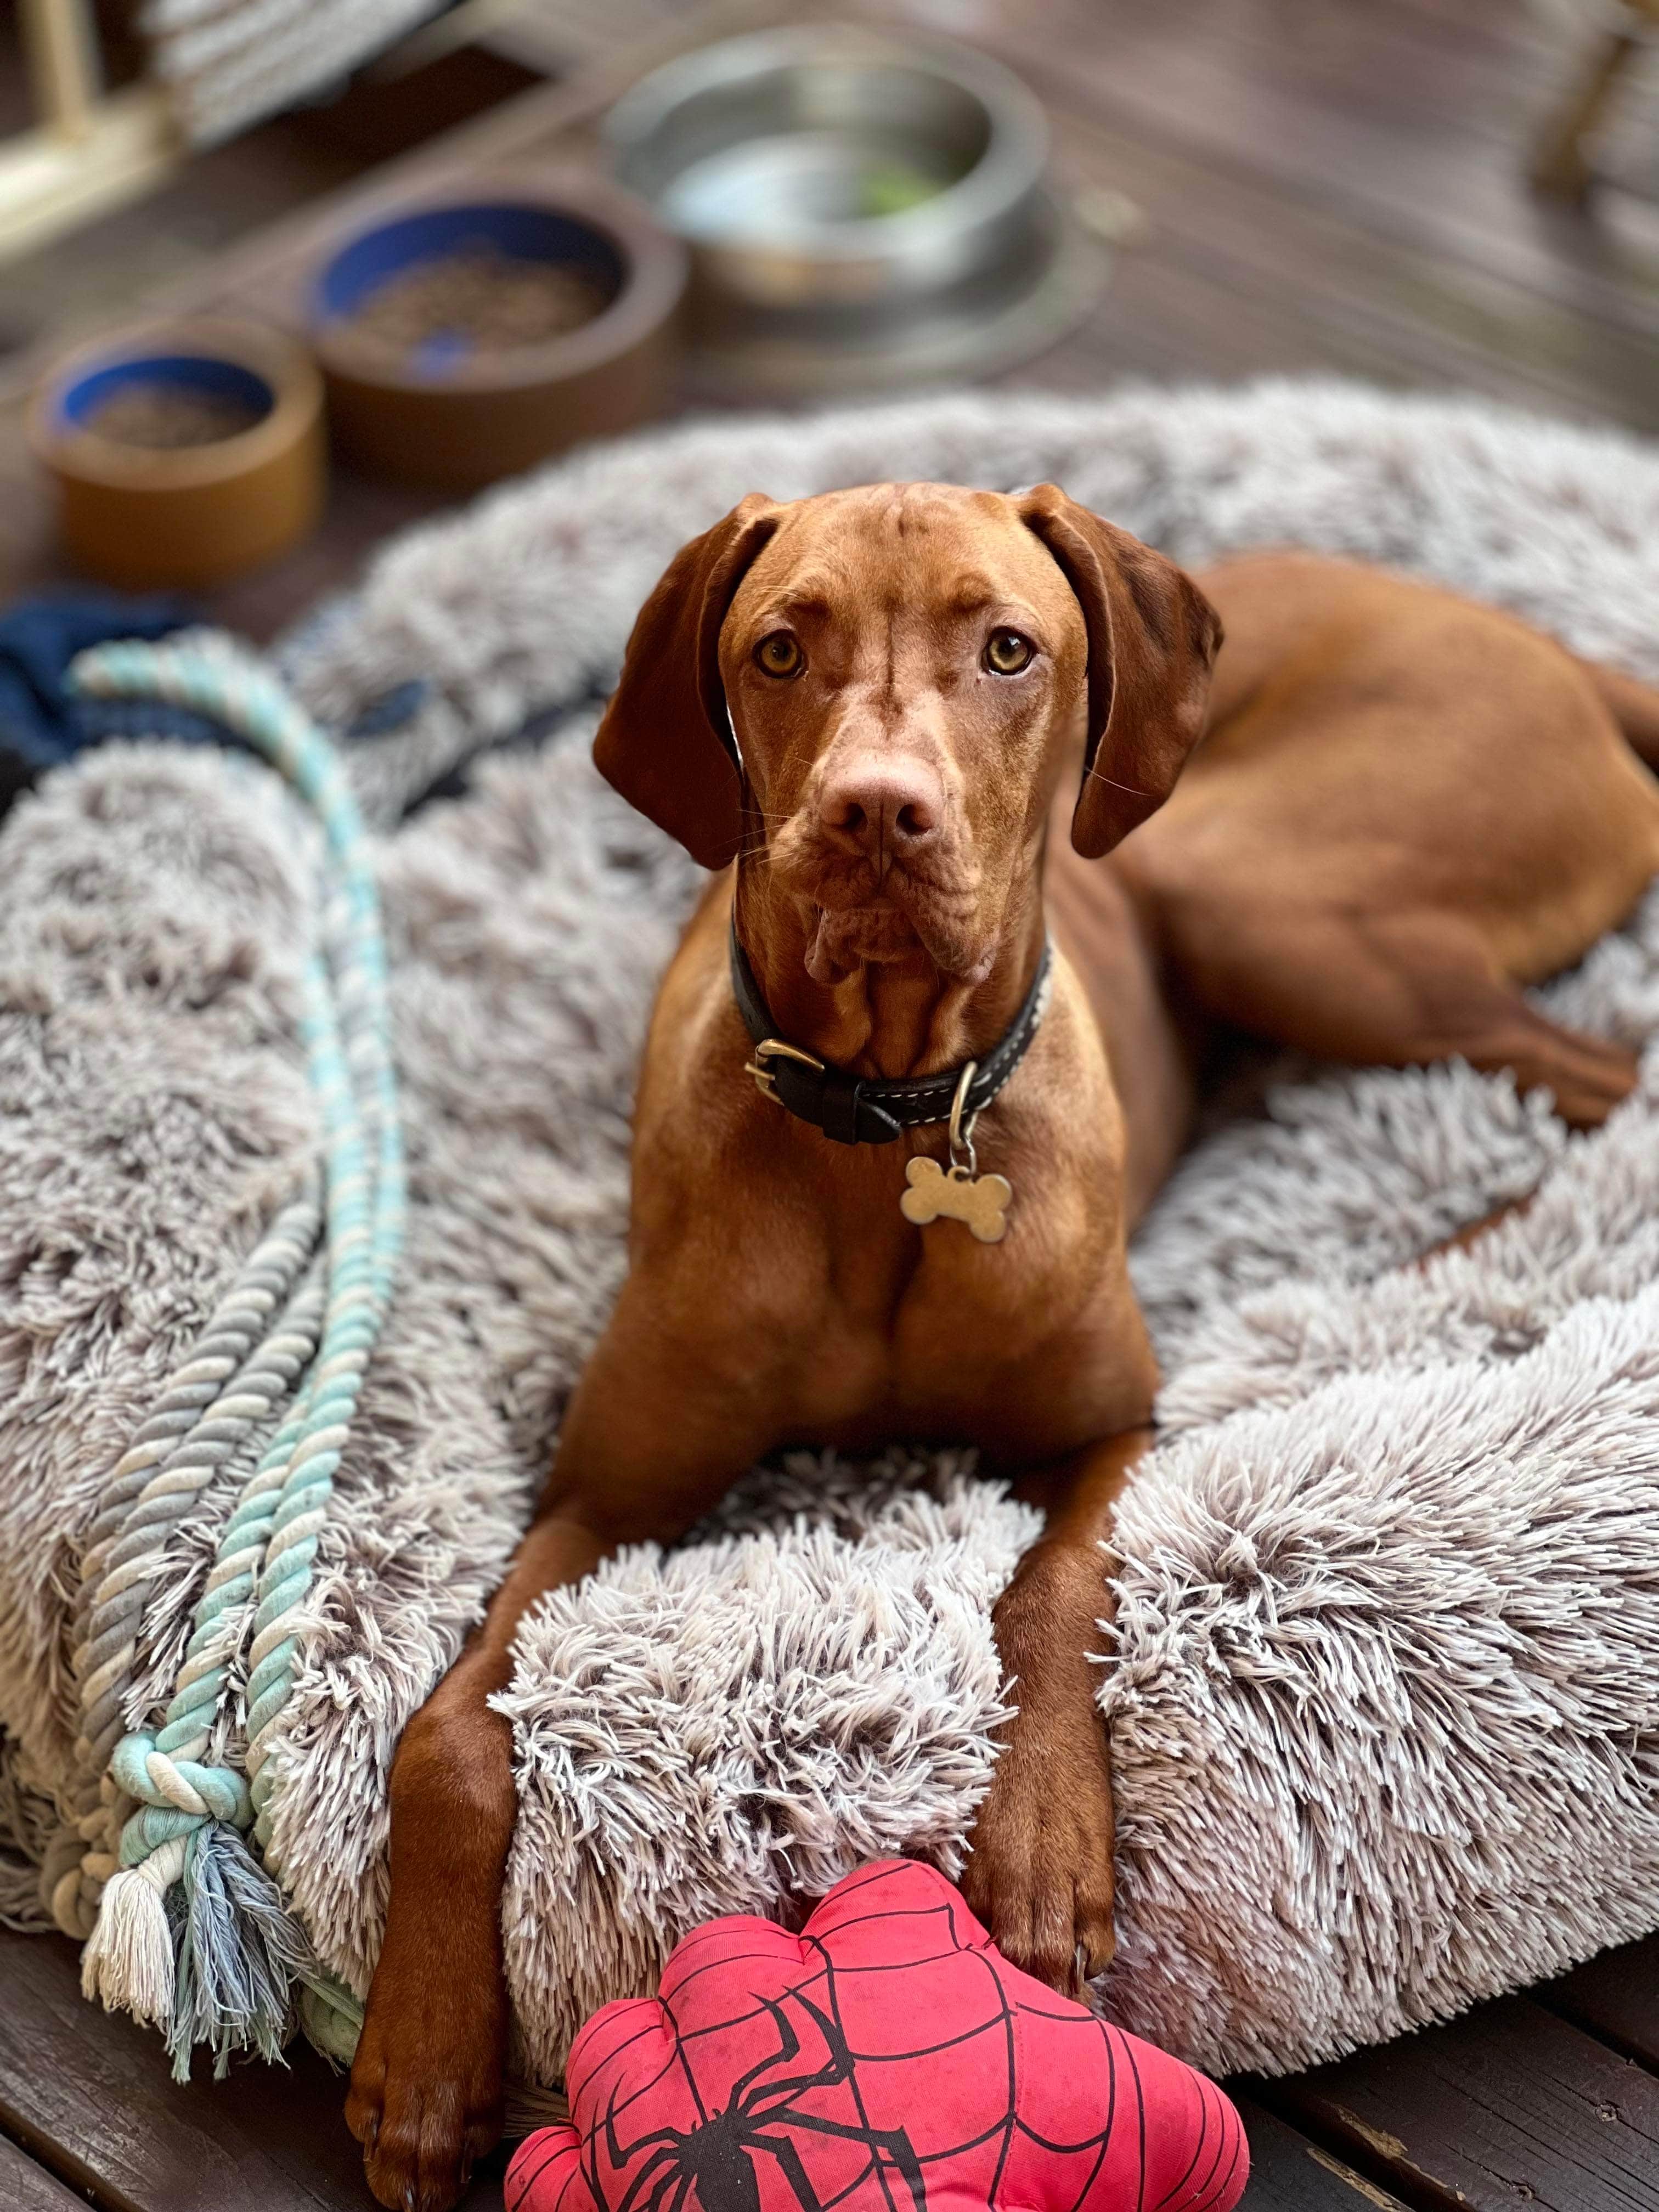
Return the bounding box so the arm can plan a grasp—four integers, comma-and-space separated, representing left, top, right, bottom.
984, 629, 1035, 675
754, 632, 804, 679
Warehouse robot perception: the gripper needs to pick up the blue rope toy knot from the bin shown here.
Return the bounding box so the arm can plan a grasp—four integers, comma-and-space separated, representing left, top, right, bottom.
111, 1735, 253, 1843
66, 634, 404, 2079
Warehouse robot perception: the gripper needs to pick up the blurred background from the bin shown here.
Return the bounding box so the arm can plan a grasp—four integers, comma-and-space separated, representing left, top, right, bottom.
4, 0, 1659, 644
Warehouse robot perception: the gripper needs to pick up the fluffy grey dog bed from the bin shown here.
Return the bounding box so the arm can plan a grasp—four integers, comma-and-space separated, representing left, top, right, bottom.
5, 381, 1659, 2090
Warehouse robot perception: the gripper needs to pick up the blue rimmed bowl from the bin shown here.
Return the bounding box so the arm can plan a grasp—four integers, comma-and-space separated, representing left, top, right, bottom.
31, 319, 325, 590
306, 176, 686, 490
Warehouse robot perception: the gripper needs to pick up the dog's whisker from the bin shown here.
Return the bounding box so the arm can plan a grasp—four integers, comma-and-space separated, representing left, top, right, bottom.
1084, 766, 1155, 799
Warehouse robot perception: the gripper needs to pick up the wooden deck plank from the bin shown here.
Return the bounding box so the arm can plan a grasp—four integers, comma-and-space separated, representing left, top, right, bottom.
0, 1926, 504, 2212
1543, 1933, 1659, 2072
0, 2134, 96, 2211
966, 0, 1659, 345
1233, 2098, 1412, 2211
886, 0, 1659, 431
1037, 100, 1659, 431
1264, 1995, 1659, 2212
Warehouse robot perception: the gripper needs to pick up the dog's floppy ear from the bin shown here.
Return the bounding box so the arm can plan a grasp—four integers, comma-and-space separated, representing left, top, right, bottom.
594, 493, 783, 868
1018, 484, 1222, 860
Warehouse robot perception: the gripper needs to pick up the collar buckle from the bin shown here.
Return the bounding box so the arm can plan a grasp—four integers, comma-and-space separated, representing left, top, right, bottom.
745, 1036, 825, 1105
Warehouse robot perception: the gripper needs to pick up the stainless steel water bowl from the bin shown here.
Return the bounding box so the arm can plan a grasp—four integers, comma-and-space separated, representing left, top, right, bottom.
604, 28, 1051, 313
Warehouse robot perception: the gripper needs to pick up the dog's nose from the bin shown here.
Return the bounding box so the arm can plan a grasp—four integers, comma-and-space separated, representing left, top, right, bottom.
817, 757, 943, 860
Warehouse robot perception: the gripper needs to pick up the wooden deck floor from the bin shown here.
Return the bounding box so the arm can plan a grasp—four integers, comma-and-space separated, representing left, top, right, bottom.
5, 2, 1659, 2207
9, 1915, 1659, 2212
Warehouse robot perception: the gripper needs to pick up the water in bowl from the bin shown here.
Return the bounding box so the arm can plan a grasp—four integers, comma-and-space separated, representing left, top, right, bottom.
660, 132, 954, 242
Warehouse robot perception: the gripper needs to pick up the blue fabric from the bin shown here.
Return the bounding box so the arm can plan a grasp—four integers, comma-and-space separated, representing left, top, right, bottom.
0, 591, 206, 804
0, 591, 435, 817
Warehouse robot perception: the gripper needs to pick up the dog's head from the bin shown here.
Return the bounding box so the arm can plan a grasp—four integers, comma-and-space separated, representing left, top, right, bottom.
594, 481, 1220, 986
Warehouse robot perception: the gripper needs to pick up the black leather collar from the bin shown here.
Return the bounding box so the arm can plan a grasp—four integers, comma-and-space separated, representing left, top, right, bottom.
727, 919, 1053, 1147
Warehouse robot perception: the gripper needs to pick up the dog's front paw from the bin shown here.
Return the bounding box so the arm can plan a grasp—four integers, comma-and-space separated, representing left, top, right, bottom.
346, 1940, 506, 2212
962, 1713, 1117, 1995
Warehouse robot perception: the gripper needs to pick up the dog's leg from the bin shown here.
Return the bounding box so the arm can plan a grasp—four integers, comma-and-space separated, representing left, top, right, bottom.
345, 1513, 596, 2211
347, 1299, 781, 2212
962, 1425, 1152, 1993
1182, 907, 1639, 1131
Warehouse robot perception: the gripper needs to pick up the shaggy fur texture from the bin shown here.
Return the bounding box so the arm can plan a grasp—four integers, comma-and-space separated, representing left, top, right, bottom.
4, 382, 1659, 2089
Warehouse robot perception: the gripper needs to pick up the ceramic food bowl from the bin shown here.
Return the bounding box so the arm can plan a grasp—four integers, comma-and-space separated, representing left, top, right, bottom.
307, 178, 687, 491
31, 319, 326, 590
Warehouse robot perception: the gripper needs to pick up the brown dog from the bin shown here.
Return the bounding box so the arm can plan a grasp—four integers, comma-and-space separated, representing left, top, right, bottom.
346, 484, 1659, 2211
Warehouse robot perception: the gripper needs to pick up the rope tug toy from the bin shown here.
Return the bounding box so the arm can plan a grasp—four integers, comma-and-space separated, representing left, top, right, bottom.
507, 1860, 1249, 2212
55, 634, 403, 2078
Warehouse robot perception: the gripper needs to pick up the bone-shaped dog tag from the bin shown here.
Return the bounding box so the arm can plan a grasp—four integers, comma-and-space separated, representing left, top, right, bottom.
900, 1155, 1013, 1244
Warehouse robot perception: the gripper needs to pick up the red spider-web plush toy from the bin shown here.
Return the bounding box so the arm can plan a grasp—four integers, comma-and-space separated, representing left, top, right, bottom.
506, 1860, 1247, 2212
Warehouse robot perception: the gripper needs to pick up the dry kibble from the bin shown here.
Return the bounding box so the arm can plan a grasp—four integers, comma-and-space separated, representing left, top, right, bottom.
83, 383, 265, 448
338, 247, 609, 364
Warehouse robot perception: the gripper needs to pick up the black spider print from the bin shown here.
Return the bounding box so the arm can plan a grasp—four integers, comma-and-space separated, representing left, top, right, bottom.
591, 1989, 927, 2212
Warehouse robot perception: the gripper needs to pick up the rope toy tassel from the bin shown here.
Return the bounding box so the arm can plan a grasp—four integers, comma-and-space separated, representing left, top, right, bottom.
170, 1823, 326, 2079
81, 1837, 188, 2024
